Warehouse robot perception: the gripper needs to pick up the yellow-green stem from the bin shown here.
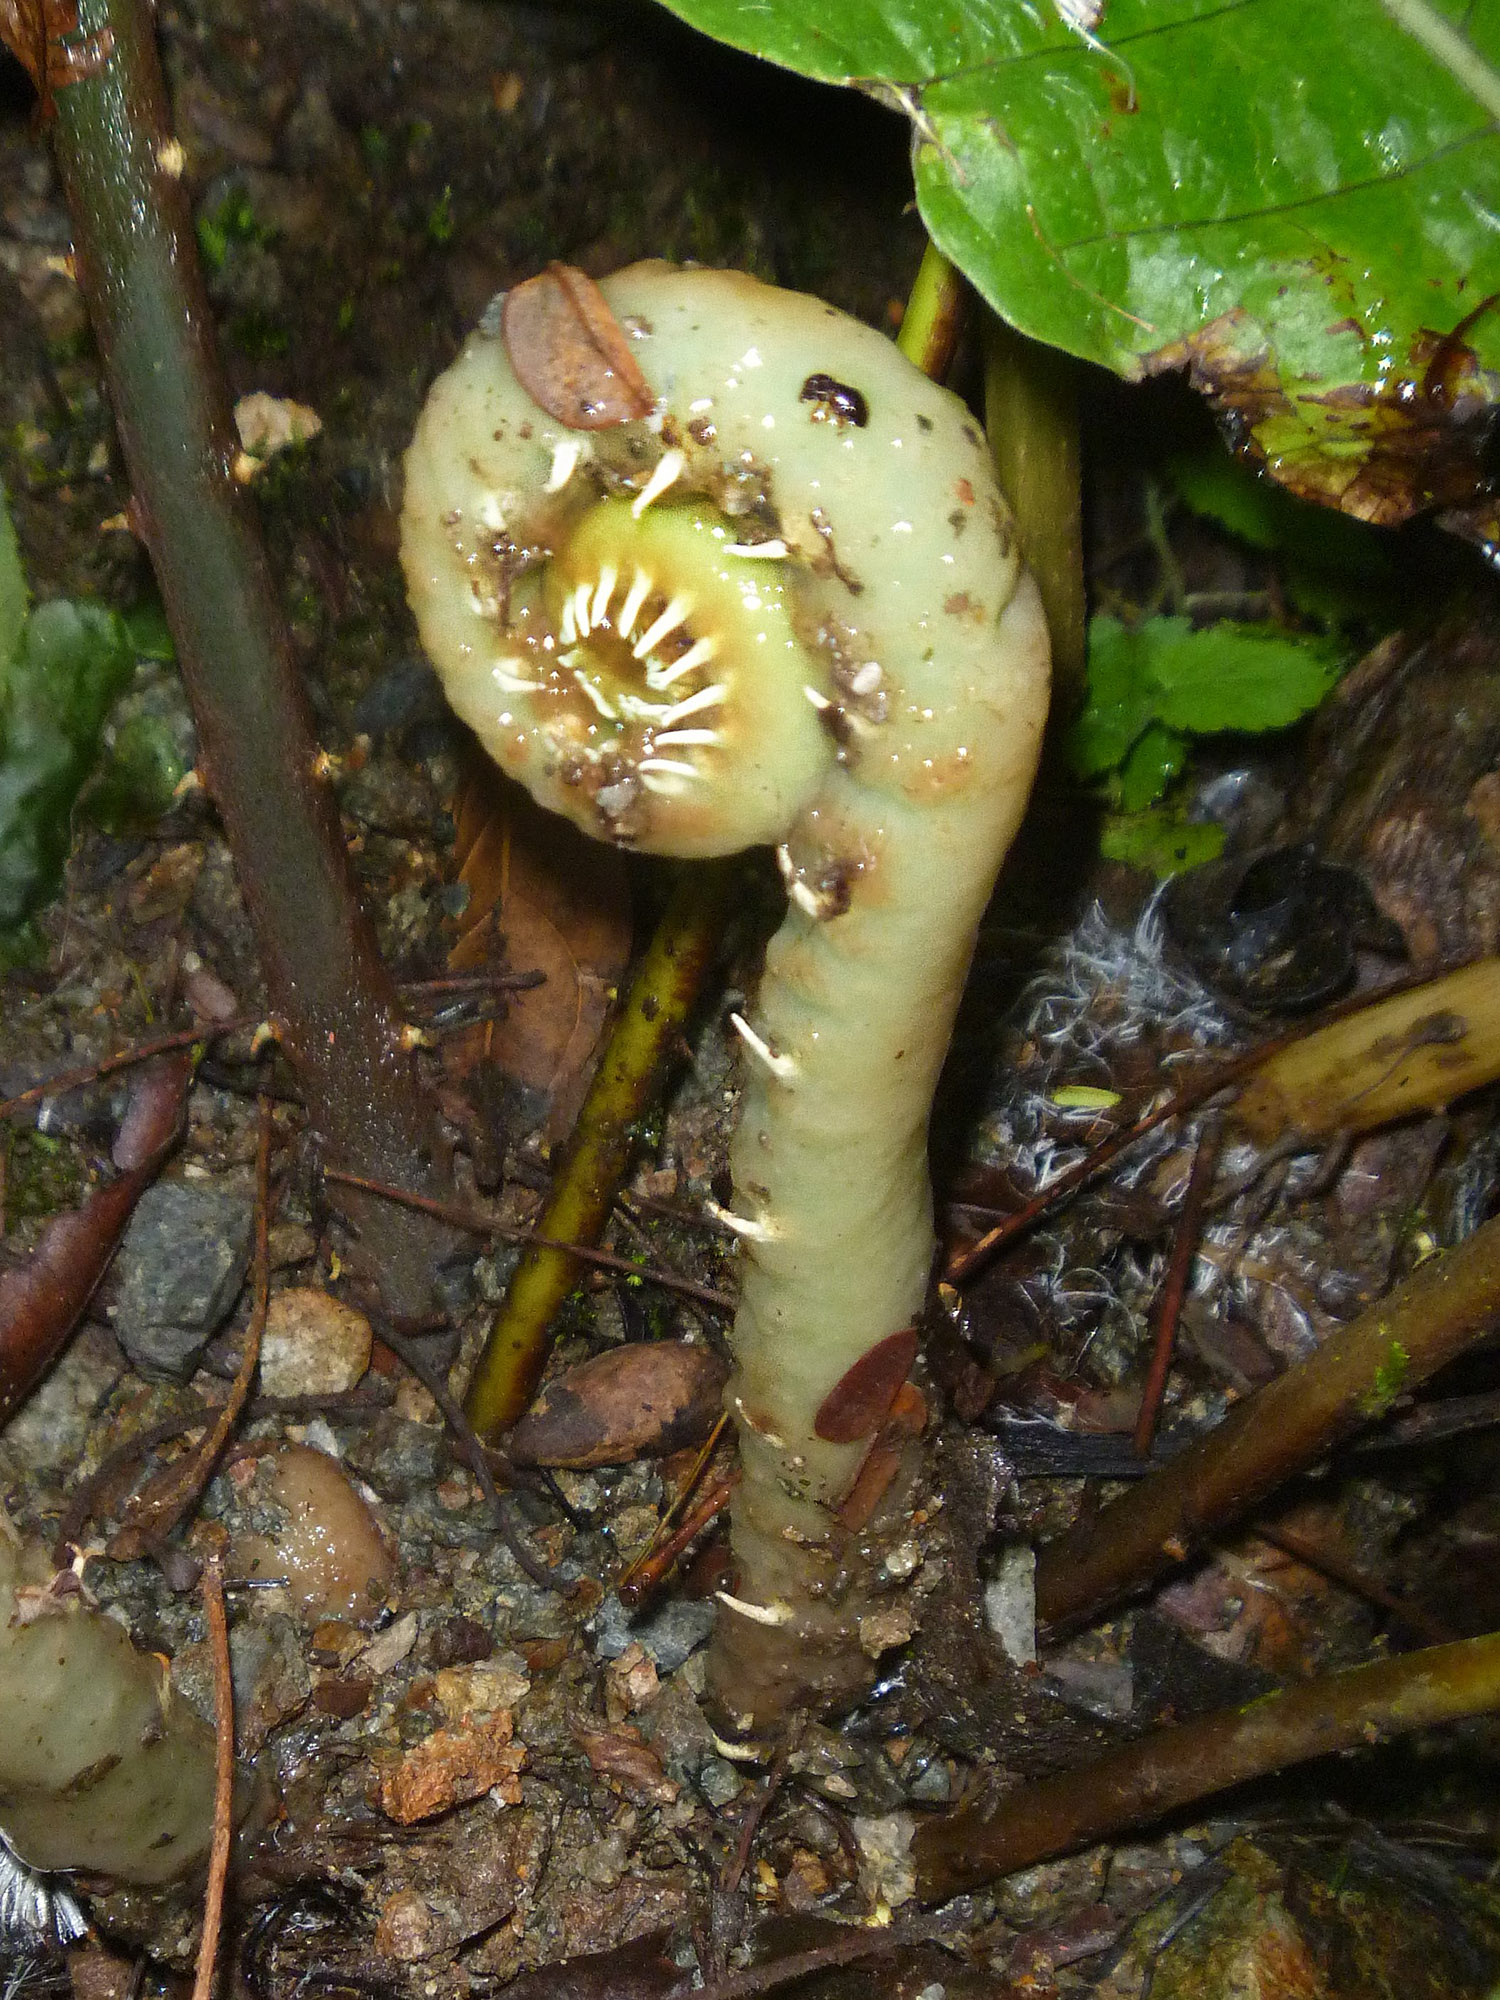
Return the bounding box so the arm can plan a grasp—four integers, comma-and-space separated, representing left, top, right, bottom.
464, 861, 737, 1438
983, 316, 1087, 704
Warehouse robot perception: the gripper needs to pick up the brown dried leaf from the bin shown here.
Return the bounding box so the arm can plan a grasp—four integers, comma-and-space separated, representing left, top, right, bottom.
0, 1054, 190, 1427
573, 1723, 678, 1805
497, 1931, 682, 2000
500, 263, 655, 430
507, 1341, 729, 1469
814, 1326, 919, 1444
447, 756, 631, 1133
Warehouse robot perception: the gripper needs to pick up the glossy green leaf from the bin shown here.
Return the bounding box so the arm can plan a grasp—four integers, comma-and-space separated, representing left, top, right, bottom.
654, 0, 1500, 531
1069, 613, 1342, 801
1100, 803, 1224, 877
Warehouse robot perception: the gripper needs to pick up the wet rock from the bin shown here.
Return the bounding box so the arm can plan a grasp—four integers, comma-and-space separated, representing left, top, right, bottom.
111, 1179, 252, 1377
589, 1591, 714, 1672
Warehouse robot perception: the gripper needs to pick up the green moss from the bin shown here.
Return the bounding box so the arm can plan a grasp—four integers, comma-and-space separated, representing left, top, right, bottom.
4, 1128, 87, 1220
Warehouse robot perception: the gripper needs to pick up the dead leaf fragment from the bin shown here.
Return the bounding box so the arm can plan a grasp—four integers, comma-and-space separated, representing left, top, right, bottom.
447, 761, 631, 1139
574, 1723, 678, 1805
0, 1054, 189, 1428
814, 1327, 919, 1443
507, 1341, 729, 1468
501, 262, 655, 429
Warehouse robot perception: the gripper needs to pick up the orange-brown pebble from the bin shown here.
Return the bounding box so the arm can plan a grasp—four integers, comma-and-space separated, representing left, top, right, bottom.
377, 1714, 526, 1822
229, 1444, 394, 1622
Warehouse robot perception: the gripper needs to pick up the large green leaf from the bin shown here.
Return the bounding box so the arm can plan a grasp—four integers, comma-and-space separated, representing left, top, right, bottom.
654, 0, 1500, 535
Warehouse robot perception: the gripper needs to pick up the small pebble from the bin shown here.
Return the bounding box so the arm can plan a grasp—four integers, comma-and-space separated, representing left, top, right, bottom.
258, 1287, 372, 1397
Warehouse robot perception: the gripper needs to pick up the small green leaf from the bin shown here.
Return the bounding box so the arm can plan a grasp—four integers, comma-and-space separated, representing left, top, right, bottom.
1072, 616, 1342, 784
121, 596, 176, 662
1101, 805, 1225, 878
1116, 721, 1186, 813
85, 713, 188, 834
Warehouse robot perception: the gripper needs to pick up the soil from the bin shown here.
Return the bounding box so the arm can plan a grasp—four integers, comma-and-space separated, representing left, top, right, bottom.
3, 4, 1500, 1998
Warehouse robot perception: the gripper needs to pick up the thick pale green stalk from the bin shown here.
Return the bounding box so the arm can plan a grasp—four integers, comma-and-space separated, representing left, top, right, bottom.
402, 265, 1050, 1724
983, 316, 1086, 703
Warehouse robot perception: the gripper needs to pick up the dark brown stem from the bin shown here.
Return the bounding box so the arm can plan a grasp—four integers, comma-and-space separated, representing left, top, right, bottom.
1133, 1114, 1221, 1457
46, 0, 460, 1321
913, 1629, 1500, 1899
1034, 1209, 1500, 1632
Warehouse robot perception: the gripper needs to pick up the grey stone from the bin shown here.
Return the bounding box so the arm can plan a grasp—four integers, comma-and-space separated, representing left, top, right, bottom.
589, 1591, 715, 1672
696, 1757, 745, 1808
112, 1180, 253, 1376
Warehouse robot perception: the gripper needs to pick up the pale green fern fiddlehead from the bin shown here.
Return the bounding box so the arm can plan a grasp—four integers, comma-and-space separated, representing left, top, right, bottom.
402, 263, 1050, 1726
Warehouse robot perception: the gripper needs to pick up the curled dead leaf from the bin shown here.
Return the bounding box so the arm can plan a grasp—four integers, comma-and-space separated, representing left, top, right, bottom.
446, 756, 631, 1140
500, 263, 655, 430
507, 1341, 729, 1468
813, 1326, 919, 1443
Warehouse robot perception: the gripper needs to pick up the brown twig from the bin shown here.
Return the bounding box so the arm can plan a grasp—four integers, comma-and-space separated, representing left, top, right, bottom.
190, 1554, 234, 2000
1034, 1208, 1500, 1634
686, 1924, 941, 2000
1133, 1115, 1222, 1458
55, 1384, 394, 1565
912, 1629, 1500, 1899
324, 1167, 736, 1312
1254, 1519, 1456, 1649
618, 1472, 736, 1612
109, 1097, 275, 1561
617, 1411, 731, 1608
722, 1741, 789, 1896
0, 1014, 260, 1124
372, 1320, 557, 1592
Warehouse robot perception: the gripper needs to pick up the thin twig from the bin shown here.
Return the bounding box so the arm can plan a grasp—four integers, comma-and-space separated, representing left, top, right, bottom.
190, 1554, 234, 2000
324, 1167, 736, 1312
722, 1741, 789, 1896
372, 1320, 557, 1592
1254, 1519, 1456, 1649
617, 1411, 730, 1606
55, 1386, 394, 1565
109, 1096, 274, 1560
945, 963, 1448, 1289
0, 1014, 260, 1124
1133, 1114, 1222, 1458
1034, 1207, 1500, 1633
686, 1924, 941, 2000
618, 1472, 736, 1611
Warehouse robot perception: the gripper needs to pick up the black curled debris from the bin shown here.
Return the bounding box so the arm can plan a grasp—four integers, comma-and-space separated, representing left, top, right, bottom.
799, 373, 869, 428
1164, 842, 1405, 1013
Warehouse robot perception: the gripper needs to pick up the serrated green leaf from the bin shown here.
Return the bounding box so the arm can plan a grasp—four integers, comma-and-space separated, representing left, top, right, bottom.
0, 478, 26, 673
1101, 804, 1224, 877
654, 0, 1500, 532
1116, 720, 1185, 812
1143, 619, 1341, 734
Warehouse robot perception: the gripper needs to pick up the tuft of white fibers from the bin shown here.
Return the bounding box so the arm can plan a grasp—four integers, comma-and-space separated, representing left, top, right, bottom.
0, 1839, 85, 1948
